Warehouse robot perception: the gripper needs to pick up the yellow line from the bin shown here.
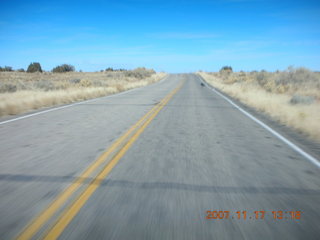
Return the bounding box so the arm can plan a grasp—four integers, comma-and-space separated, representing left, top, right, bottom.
15, 87, 176, 240
42, 83, 183, 240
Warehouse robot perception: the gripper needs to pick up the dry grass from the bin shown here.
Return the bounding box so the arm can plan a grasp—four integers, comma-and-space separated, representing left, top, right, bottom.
0, 69, 166, 117
198, 67, 320, 143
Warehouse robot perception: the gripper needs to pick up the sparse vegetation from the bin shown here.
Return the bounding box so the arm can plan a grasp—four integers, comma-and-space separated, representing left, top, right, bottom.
124, 67, 156, 79
52, 64, 75, 73
0, 66, 13, 72
198, 66, 320, 143
27, 62, 42, 73
0, 68, 166, 117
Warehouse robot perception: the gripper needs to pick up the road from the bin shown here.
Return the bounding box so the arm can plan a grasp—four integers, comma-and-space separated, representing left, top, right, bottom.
0, 74, 320, 240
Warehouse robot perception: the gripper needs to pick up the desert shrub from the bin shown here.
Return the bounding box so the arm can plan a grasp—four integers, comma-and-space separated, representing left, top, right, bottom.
115, 84, 125, 92
105, 72, 115, 78
79, 79, 92, 87
69, 78, 81, 84
124, 67, 156, 79
237, 71, 247, 81
17, 68, 25, 72
105, 67, 114, 71
34, 80, 55, 91
54, 81, 71, 90
52, 64, 75, 73
91, 79, 106, 87
289, 67, 316, 84
0, 83, 17, 93
27, 62, 42, 73
273, 67, 320, 93
290, 95, 315, 105
256, 71, 269, 86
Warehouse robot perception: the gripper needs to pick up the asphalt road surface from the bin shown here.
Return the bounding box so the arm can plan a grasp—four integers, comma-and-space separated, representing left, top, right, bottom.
0, 74, 320, 240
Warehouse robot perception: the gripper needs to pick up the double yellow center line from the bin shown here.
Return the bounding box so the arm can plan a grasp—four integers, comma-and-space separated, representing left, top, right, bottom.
16, 81, 183, 240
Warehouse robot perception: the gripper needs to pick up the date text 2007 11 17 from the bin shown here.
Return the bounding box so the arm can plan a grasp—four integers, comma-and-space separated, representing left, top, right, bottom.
206, 211, 301, 220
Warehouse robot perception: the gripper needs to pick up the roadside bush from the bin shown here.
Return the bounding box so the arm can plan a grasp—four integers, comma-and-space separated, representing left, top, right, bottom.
0, 83, 17, 93
34, 80, 55, 91
27, 62, 42, 73
256, 71, 269, 86
17, 68, 25, 72
276, 67, 318, 85
290, 95, 316, 105
52, 64, 75, 73
124, 67, 156, 79
69, 78, 81, 84
79, 79, 92, 87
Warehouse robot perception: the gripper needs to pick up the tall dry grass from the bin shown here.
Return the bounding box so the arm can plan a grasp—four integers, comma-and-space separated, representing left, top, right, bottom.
198, 67, 320, 143
0, 69, 166, 117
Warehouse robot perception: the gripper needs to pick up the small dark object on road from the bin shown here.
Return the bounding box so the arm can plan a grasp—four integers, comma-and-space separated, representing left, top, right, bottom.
201, 83, 205, 87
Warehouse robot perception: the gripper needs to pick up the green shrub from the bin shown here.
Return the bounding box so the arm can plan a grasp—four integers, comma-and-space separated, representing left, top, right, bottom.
27, 62, 42, 73
220, 66, 233, 73
0, 66, 13, 72
52, 64, 75, 73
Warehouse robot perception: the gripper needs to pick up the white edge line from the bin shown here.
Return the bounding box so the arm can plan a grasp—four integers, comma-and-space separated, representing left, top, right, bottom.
0, 75, 170, 125
198, 75, 320, 168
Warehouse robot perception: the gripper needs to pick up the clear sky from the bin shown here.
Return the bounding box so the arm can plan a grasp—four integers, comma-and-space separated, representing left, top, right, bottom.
1, 0, 320, 72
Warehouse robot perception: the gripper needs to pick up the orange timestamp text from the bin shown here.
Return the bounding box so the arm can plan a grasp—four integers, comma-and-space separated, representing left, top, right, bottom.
206, 210, 301, 220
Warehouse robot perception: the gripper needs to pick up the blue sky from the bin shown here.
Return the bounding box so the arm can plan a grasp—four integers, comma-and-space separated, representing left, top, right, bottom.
1, 0, 320, 72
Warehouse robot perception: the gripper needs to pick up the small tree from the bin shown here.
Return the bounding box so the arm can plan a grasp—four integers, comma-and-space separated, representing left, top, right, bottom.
5, 66, 13, 71
220, 66, 233, 73
27, 62, 42, 73
52, 64, 75, 73
0, 66, 13, 72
